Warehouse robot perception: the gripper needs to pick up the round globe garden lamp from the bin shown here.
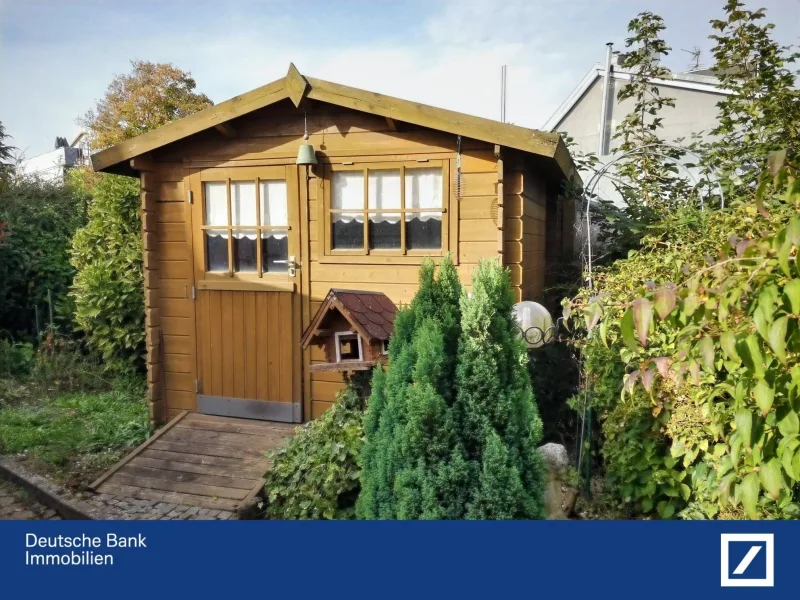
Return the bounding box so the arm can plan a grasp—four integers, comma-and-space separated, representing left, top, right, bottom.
513, 301, 557, 350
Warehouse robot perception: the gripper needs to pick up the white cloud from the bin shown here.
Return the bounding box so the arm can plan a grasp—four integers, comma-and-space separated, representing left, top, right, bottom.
2, 0, 797, 156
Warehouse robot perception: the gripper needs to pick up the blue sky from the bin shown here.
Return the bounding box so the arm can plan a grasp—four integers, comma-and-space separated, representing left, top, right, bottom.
1, 0, 798, 158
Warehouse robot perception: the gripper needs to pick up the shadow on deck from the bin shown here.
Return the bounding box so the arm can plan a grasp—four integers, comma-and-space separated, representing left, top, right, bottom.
90, 412, 296, 512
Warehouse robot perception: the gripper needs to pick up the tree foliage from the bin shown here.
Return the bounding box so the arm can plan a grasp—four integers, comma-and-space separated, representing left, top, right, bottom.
563, 2, 800, 519
71, 61, 211, 368
701, 0, 800, 195
0, 121, 16, 191
79, 60, 212, 151
358, 256, 466, 519
454, 261, 546, 519
580, 13, 695, 262
358, 257, 545, 519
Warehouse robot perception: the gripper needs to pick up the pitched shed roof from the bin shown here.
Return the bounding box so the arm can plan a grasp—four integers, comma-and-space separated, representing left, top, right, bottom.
92, 64, 576, 181
301, 288, 398, 348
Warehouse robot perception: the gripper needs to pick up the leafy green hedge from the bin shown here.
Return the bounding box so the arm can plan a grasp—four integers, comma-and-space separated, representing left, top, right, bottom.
567, 160, 800, 519
262, 387, 363, 519
0, 178, 84, 339
70, 173, 144, 370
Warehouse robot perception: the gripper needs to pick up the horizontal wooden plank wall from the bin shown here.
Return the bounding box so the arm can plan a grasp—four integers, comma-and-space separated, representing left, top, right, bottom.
140, 164, 164, 426
149, 102, 510, 421
153, 162, 196, 422
298, 112, 502, 419
504, 152, 548, 303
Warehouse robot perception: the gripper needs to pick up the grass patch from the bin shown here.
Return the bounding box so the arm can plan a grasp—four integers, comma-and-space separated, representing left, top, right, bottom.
0, 385, 149, 488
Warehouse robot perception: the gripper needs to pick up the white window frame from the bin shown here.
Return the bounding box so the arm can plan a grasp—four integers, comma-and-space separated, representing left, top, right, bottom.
334, 331, 363, 362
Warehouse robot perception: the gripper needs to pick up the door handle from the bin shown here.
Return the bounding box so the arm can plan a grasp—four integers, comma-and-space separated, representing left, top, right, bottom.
287, 255, 297, 277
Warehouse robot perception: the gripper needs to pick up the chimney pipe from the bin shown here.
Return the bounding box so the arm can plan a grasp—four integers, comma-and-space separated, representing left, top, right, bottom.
598, 43, 613, 156
500, 65, 507, 123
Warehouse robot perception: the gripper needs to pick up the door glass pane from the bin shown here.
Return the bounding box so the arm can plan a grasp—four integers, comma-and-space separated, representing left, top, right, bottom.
233, 230, 257, 272
231, 181, 257, 226
332, 171, 364, 210
204, 182, 227, 226
332, 213, 364, 250
262, 230, 288, 273
369, 212, 401, 249
205, 230, 228, 271
260, 180, 288, 226
368, 170, 401, 210
406, 214, 442, 250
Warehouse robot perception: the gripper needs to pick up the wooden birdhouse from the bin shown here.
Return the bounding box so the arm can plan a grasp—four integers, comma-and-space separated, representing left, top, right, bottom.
301, 289, 397, 373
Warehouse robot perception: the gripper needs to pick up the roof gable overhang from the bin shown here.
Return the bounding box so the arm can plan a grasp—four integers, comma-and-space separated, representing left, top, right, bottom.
92, 64, 576, 181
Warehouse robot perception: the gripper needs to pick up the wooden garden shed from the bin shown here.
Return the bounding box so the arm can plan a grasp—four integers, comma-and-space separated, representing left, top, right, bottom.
92, 64, 579, 427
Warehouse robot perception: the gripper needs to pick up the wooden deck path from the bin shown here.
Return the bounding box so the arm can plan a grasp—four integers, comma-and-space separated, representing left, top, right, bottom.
91, 412, 296, 512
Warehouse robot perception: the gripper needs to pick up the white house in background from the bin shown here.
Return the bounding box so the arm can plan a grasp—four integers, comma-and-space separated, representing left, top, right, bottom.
544, 47, 732, 254
544, 51, 732, 159
18, 132, 90, 182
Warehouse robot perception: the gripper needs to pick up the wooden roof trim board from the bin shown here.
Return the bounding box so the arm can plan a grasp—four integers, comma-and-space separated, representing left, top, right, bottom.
92, 63, 576, 180
91, 78, 289, 172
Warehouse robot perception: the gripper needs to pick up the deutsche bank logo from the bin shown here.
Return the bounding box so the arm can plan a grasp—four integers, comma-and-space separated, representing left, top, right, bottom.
720, 533, 774, 587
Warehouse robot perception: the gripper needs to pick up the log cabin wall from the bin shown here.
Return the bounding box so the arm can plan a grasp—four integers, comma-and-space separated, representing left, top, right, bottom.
138, 163, 164, 427
138, 157, 198, 425
503, 151, 548, 302
141, 100, 552, 422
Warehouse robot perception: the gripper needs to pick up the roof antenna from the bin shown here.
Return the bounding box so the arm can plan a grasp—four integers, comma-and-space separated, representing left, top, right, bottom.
682, 47, 703, 71
500, 65, 507, 123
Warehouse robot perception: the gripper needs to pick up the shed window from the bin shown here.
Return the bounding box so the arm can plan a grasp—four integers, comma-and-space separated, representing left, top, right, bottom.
326, 163, 446, 256
202, 179, 288, 275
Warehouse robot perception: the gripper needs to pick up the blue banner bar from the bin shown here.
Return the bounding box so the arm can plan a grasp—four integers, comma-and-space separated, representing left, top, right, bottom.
0, 521, 794, 598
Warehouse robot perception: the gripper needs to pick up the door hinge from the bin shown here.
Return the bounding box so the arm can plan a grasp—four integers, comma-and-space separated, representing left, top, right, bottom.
191, 285, 196, 299
187, 190, 193, 204
194, 380, 200, 393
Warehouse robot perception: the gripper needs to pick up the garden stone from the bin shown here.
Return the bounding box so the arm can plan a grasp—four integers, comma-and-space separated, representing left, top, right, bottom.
537, 443, 577, 520
538, 443, 569, 473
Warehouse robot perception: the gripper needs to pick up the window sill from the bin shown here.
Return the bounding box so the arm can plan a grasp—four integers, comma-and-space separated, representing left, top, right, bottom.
197, 278, 295, 293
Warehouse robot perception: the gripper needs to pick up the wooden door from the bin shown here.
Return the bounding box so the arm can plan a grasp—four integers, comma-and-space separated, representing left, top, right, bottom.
187, 166, 303, 423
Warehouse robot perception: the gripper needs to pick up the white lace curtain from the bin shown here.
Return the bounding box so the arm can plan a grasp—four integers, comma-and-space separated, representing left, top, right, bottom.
406, 168, 442, 221
332, 168, 442, 224
205, 180, 288, 239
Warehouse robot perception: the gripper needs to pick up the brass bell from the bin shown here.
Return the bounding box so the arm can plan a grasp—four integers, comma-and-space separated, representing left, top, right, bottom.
296, 143, 318, 166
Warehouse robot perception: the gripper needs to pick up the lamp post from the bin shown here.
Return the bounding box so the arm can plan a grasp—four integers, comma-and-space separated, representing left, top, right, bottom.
513, 301, 558, 350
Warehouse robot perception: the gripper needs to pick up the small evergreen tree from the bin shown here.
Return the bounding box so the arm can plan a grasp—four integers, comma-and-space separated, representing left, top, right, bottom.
358, 258, 546, 519
455, 261, 545, 519
358, 255, 467, 519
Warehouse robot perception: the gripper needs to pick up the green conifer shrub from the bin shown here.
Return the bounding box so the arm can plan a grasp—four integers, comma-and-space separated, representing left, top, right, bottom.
358, 255, 467, 519
358, 257, 546, 519
455, 261, 546, 519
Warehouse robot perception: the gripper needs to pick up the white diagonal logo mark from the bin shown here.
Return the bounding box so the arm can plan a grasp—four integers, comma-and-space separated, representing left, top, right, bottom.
733, 546, 762, 575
